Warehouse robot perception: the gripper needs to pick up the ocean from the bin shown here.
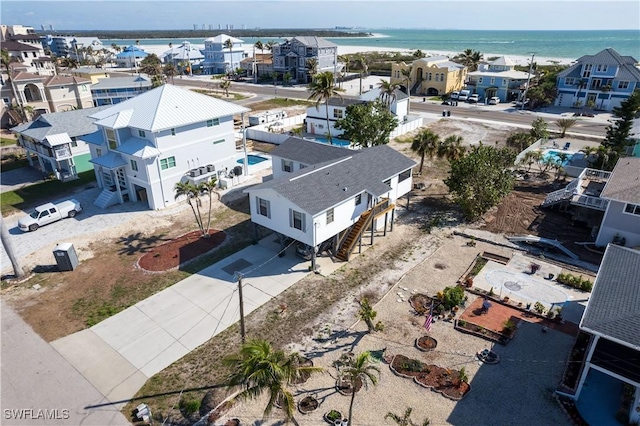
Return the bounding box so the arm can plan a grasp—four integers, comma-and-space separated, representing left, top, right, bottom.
103, 29, 639, 61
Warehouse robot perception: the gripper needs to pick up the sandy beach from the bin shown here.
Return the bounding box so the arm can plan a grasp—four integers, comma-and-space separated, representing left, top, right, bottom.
140, 43, 573, 66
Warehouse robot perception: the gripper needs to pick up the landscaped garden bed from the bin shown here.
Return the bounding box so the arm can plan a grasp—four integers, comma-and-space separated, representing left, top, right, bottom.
415, 335, 438, 352
389, 355, 470, 401
137, 229, 226, 271
454, 319, 511, 345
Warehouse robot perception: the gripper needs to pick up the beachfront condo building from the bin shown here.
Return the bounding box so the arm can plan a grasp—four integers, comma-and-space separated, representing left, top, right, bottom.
555, 48, 639, 112
201, 34, 245, 75
391, 56, 467, 96
272, 36, 339, 84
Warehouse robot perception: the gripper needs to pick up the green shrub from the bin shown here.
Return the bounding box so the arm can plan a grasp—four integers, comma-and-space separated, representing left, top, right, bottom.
179, 396, 201, 415
533, 301, 546, 314
557, 272, 593, 292
441, 286, 465, 310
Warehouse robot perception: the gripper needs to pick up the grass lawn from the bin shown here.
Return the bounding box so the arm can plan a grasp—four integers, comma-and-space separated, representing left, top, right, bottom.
192, 89, 248, 101
1, 137, 17, 147
1, 158, 30, 172
247, 97, 313, 110
1, 170, 96, 216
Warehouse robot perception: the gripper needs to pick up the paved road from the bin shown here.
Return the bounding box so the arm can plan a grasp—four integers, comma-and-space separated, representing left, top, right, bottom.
1, 301, 129, 425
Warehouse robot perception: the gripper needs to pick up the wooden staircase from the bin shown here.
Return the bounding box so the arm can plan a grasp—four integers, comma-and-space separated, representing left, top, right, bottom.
336, 210, 373, 261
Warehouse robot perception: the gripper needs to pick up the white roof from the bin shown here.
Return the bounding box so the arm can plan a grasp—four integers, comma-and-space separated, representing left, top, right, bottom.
43, 133, 72, 147
204, 34, 244, 43
489, 56, 517, 66
89, 85, 250, 132
468, 70, 530, 79
117, 137, 161, 159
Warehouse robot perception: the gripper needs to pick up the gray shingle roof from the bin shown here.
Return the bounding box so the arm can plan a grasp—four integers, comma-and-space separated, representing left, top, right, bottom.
292, 36, 337, 49
11, 106, 111, 141
600, 157, 640, 204
250, 139, 415, 215
579, 245, 640, 350
270, 137, 354, 165
326, 98, 365, 107
559, 48, 640, 81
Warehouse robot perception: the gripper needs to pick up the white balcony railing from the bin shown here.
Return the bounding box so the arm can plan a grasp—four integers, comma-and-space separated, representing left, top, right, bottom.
54, 146, 72, 159
571, 194, 609, 211
580, 168, 611, 181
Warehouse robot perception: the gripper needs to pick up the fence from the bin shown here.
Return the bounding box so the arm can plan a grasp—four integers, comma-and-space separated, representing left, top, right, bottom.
245, 114, 307, 145
390, 116, 424, 138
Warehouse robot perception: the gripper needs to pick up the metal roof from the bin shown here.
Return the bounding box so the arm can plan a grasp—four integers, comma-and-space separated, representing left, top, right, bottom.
291, 36, 337, 49
204, 34, 244, 43
248, 139, 415, 215
88, 84, 250, 132
11, 105, 111, 141
89, 152, 127, 169
579, 245, 640, 350
92, 76, 152, 90
116, 137, 161, 159
600, 157, 640, 204
43, 133, 72, 147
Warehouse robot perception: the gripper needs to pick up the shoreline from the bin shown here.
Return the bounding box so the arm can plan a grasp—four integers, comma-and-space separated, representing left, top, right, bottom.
139, 43, 574, 66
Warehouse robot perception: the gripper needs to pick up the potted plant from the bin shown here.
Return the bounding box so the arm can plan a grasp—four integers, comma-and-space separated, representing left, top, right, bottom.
324, 409, 343, 424
503, 296, 510, 303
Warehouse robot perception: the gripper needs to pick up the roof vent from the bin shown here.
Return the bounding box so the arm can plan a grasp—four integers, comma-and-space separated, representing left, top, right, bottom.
343, 187, 348, 191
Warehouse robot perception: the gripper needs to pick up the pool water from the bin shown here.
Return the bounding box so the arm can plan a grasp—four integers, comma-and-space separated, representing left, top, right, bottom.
308, 137, 351, 147
542, 150, 574, 166
237, 155, 268, 165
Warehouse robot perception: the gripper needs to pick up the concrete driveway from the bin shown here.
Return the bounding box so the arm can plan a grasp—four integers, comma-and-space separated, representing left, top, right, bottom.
50, 236, 337, 404
0, 301, 129, 425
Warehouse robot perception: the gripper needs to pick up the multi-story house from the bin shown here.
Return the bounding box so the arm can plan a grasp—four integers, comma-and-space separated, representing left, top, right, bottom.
541, 157, 640, 249
1, 25, 36, 41
91, 76, 152, 106
1, 72, 93, 126
272, 36, 339, 83
566, 244, 640, 426
201, 35, 245, 75
465, 56, 531, 102
244, 137, 415, 270
305, 89, 410, 138
65, 67, 111, 84
41, 35, 103, 61
83, 84, 249, 210
391, 56, 467, 96
114, 45, 148, 68
555, 48, 640, 112
240, 53, 273, 81
11, 106, 110, 181
161, 41, 205, 74
1, 39, 55, 75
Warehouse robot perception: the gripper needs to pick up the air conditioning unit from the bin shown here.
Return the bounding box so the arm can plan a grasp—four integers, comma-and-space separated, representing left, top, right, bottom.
189, 169, 199, 177
206, 164, 215, 172
233, 165, 243, 176
198, 166, 207, 175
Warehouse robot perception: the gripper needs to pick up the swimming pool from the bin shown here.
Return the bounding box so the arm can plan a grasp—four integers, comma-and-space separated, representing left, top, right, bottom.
541, 150, 574, 167
307, 136, 351, 147
237, 155, 268, 165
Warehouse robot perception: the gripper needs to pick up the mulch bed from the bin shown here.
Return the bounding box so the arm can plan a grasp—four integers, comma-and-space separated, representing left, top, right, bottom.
138, 230, 226, 271
390, 355, 470, 401
416, 335, 438, 352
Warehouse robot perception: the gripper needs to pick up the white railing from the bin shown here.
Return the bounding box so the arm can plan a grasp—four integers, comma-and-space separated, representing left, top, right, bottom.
580, 168, 611, 181
245, 114, 306, 145
390, 116, 424, 138
571, 194, 609, 210
54, 146, 72, 159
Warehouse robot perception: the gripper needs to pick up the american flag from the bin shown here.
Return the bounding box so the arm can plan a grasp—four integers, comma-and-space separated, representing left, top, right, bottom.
424, 304, 433, 332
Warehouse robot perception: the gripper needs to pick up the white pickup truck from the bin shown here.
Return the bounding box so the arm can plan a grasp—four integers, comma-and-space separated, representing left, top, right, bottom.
18, 199, 82, 232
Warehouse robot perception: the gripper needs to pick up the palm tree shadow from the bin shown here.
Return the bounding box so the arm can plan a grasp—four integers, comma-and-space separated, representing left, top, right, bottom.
304, 329, 369, 360
117, 232, 170, 256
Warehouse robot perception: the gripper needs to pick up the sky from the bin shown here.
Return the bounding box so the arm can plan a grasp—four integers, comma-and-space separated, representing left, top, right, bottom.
2, 1, 639, 31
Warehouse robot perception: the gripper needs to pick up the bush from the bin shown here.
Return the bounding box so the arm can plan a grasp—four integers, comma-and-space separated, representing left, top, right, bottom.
326, 410, 342, 422
533, 301, 546, 314
440, 286, 465, 310
557, 273, 593, 292
179, 396, 201, 415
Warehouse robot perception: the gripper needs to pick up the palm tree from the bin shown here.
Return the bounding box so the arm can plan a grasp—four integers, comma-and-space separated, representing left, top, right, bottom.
599, 84, 612, 110
411, 129, 441, 173
224, 339, 322, 424
385, 407, 430, 426
219, 79, 231, 97
111, 43, 121, 53
265, 41, 277, 52
163, 62, 177, 84
1, 217, 25, 278
456, 49, 483, 71
1, 48, 26, 122
378, 80, 399, 107
401, 66, 412, 95
439, 135, 466, 161
254, 40, 264, 55
223, 38, 234, 75
199, 177, 219, 236
307, 71, 344, 144
343, 352, 380, 426
305, 58, 318, 82
174, 181, 204, 235
354, 54, 369, 95
554, 118, 578, 138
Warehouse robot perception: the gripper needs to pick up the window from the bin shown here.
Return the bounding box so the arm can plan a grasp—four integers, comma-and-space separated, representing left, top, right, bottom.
490, 77, 495, 85
591, 78, 602, 89
289, 209, 305, 230
256, 197, 271, 218
427, 73, 432, 81
619, 81, 629, 89
440, 73, 444, 81
333, 109, 343, 119
502, 80, 508, 86
138, 129, 146, 137
435, 74, 439, 82
596, 64, 608, 73
478, 77, 484, 84
160, 156, 176, 170
624, 203, 640, 216
383, 179, 391, 187
582, 64, 592, 78
105, 128, 117, 150
96, 148, 102, 157
399, 169, 411, 182
70, 137, 78, 147
213, 139, 225, 145
130, 159, 138, 171
326, 208, 334, 224
282, 159, 293, 173
206, 118, 220, 127
170, 128, 176, 136
565, 77, 575, 86
355, 194, 362, 205
2, 97, 9, 104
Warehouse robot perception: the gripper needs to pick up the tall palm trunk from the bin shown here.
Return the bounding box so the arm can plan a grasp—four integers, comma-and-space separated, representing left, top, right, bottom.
1, 218, 25, 278
324, 101, 332, 144
347, 389, 357, 426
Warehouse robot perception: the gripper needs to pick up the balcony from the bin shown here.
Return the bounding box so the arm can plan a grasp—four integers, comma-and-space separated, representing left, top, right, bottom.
54, 146, 72, 159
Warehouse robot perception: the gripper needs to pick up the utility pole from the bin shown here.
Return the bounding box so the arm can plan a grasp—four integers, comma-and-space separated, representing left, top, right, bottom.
521, 52, 535, 111
235, 272, 246, 343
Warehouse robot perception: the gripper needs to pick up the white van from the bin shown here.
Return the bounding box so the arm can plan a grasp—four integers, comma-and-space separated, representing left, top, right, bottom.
450, 91, 460, 100
458, 90, 471, 101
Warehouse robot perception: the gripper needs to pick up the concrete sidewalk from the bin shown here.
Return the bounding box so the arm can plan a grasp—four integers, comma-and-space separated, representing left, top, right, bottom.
50, 235, 343, 405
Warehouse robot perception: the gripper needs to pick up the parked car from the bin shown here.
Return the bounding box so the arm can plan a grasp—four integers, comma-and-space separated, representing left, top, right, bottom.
574, 112, 595, 117
458, 90, 471, 101
18, 199, 82, 232
449, 91, 460, 100
488, 96, 500, 105
468, 94, 481, 103
514, 99, 530, 107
